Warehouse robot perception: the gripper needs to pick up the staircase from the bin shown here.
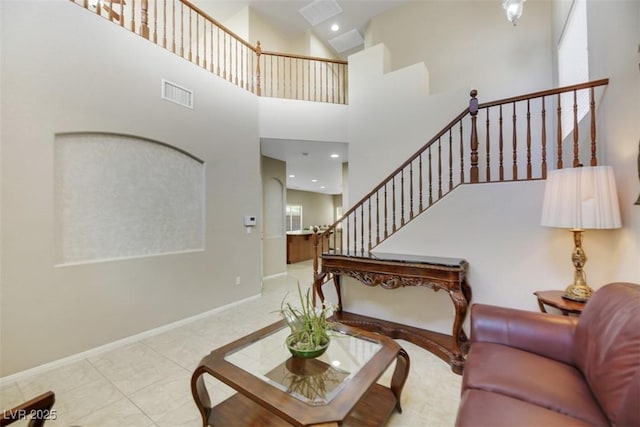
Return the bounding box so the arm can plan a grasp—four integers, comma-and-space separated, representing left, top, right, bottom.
312, 79, 609, 372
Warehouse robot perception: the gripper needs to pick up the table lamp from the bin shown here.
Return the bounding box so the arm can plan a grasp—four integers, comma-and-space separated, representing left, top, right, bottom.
540, 165, 621, 301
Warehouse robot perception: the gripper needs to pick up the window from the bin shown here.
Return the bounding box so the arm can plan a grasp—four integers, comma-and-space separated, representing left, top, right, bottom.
286, 205, 303, 232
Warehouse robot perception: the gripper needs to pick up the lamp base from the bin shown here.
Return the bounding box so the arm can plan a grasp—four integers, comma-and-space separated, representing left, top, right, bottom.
561, 229, 593, 302
562, 283, 593, 302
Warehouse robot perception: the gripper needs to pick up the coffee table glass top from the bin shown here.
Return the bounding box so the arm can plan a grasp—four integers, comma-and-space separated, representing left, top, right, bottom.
224, 324, 383, 406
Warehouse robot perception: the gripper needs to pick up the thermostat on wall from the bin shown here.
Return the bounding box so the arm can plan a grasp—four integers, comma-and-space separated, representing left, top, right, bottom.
244, 215, 257, 226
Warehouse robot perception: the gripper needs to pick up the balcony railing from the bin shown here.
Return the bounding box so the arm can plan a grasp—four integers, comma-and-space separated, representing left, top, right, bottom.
71, 0, 348, 104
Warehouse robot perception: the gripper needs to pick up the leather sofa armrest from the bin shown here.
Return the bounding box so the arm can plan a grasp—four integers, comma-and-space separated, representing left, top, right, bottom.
470, 303, 578, 365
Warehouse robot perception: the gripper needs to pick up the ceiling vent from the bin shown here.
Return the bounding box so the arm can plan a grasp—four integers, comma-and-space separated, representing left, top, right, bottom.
298, 0, 342, 26
162, 79, 193, 109
329, 29, 364, 53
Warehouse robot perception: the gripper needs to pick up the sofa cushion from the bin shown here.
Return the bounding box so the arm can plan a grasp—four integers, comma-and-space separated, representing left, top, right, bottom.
456, 389, 596, 427
463, 342, 609, 426
574, 283, 640, 426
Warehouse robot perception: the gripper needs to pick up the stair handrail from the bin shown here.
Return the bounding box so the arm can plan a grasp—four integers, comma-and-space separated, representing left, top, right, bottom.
313, 78, 610, 279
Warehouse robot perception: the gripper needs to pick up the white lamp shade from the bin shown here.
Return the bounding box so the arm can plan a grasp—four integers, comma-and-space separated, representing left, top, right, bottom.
541, 166, 621, 229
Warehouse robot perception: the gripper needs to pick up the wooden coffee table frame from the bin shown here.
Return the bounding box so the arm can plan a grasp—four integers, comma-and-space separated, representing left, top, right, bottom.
191, 320, 410, 427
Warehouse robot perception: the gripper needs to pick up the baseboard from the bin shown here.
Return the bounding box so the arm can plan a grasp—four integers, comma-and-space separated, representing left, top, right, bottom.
262, 272, 287, 281
0, 293, 261, 385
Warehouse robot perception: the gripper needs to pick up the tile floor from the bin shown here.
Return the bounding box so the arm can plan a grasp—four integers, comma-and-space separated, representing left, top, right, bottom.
0, 261, 461, 426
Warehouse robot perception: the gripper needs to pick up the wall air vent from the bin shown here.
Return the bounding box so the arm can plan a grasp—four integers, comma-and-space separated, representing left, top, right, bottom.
329, 29, 364, 53
161, 79, 193, 109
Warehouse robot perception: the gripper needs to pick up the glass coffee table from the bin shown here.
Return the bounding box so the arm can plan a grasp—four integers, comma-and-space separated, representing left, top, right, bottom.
191, 320, 410, 426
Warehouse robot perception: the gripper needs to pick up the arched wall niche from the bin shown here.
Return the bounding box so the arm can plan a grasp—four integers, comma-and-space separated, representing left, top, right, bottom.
54, 132, 205, 265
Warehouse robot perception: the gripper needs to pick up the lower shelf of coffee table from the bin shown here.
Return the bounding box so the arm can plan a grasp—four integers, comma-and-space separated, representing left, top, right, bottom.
208, 383, 398, 426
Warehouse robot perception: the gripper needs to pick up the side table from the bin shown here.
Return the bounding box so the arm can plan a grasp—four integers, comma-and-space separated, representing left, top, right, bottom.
534, 290, 586, 316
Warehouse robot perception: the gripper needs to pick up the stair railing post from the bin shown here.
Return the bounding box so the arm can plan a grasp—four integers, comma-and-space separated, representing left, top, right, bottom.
312, 226, 319, 280
255, 41, 262, 96
311, 226, 320, 305
469, 90, 479, 183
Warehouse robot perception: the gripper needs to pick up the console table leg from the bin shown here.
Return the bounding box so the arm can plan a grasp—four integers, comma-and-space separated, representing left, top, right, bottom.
314, 275, 327, 306
333, 274, 343, 311
448, 288, 469, 374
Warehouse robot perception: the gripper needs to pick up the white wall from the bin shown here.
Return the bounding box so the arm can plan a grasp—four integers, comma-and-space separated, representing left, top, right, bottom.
348, 44, 467, 203
248, 7, 305, 54
583, 0, 640, 281
366, 1, 554, 100
259, 97, 348, 143
343, 0, 639, 335
0, 0, 262, 376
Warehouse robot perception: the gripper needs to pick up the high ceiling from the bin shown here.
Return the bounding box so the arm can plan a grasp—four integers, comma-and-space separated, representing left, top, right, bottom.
192, 1, 408, 195
193, 1, 406, 59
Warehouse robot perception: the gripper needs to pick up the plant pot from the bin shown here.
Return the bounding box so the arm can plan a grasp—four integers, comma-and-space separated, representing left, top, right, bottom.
286, 334, 330, 359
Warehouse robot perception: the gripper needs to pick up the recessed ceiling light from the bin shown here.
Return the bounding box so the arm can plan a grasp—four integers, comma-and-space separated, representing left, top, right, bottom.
289, 174, 295, 178
311, 179, 318, 183
330, 153, 339, 158
331, 23, 339, 32
320, 186, 326, 189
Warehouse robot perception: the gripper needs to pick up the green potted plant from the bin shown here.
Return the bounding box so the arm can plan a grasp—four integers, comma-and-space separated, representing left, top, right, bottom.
278, 283, 337, 359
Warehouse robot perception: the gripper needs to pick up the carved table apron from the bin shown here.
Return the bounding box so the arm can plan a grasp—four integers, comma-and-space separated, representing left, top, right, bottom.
315, 251, 471, 374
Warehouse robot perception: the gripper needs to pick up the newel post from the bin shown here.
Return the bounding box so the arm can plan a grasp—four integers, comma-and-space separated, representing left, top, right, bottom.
255, 41, 262, 96
469, 90, 479, 183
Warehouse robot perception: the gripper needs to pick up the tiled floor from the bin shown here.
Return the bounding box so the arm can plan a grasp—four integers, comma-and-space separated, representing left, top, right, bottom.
0, 261, 461, 426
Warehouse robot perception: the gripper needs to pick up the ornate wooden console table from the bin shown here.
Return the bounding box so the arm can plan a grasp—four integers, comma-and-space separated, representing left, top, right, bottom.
314, 251, 471, 374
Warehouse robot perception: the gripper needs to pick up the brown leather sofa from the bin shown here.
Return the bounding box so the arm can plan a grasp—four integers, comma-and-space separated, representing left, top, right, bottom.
455, 282, 640, 427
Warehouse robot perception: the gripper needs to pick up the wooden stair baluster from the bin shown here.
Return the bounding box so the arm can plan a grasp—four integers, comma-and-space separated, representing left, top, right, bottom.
573, 90, 579, 167
459, 121, 464, 183
541, 96, 547, 178
557, 93, 563, 169
485, 108, 491, 182
376, 191, 380, 245
512, 101, 518, 180
368, 200, 372, 251
419, 153, 424, 211
438, 138, 443, 198
428, 146, 433, 205
400, 170, 405, 226
499, 105, 504, 181
409, 162, 414, 220
392, 177, 397, 233
384, 183, 388, 239
131, 0, 136, 33
590, 87, 598, 166
448, 129, 454, 190
526, 99, 532, 179
153, 0, 157, 43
